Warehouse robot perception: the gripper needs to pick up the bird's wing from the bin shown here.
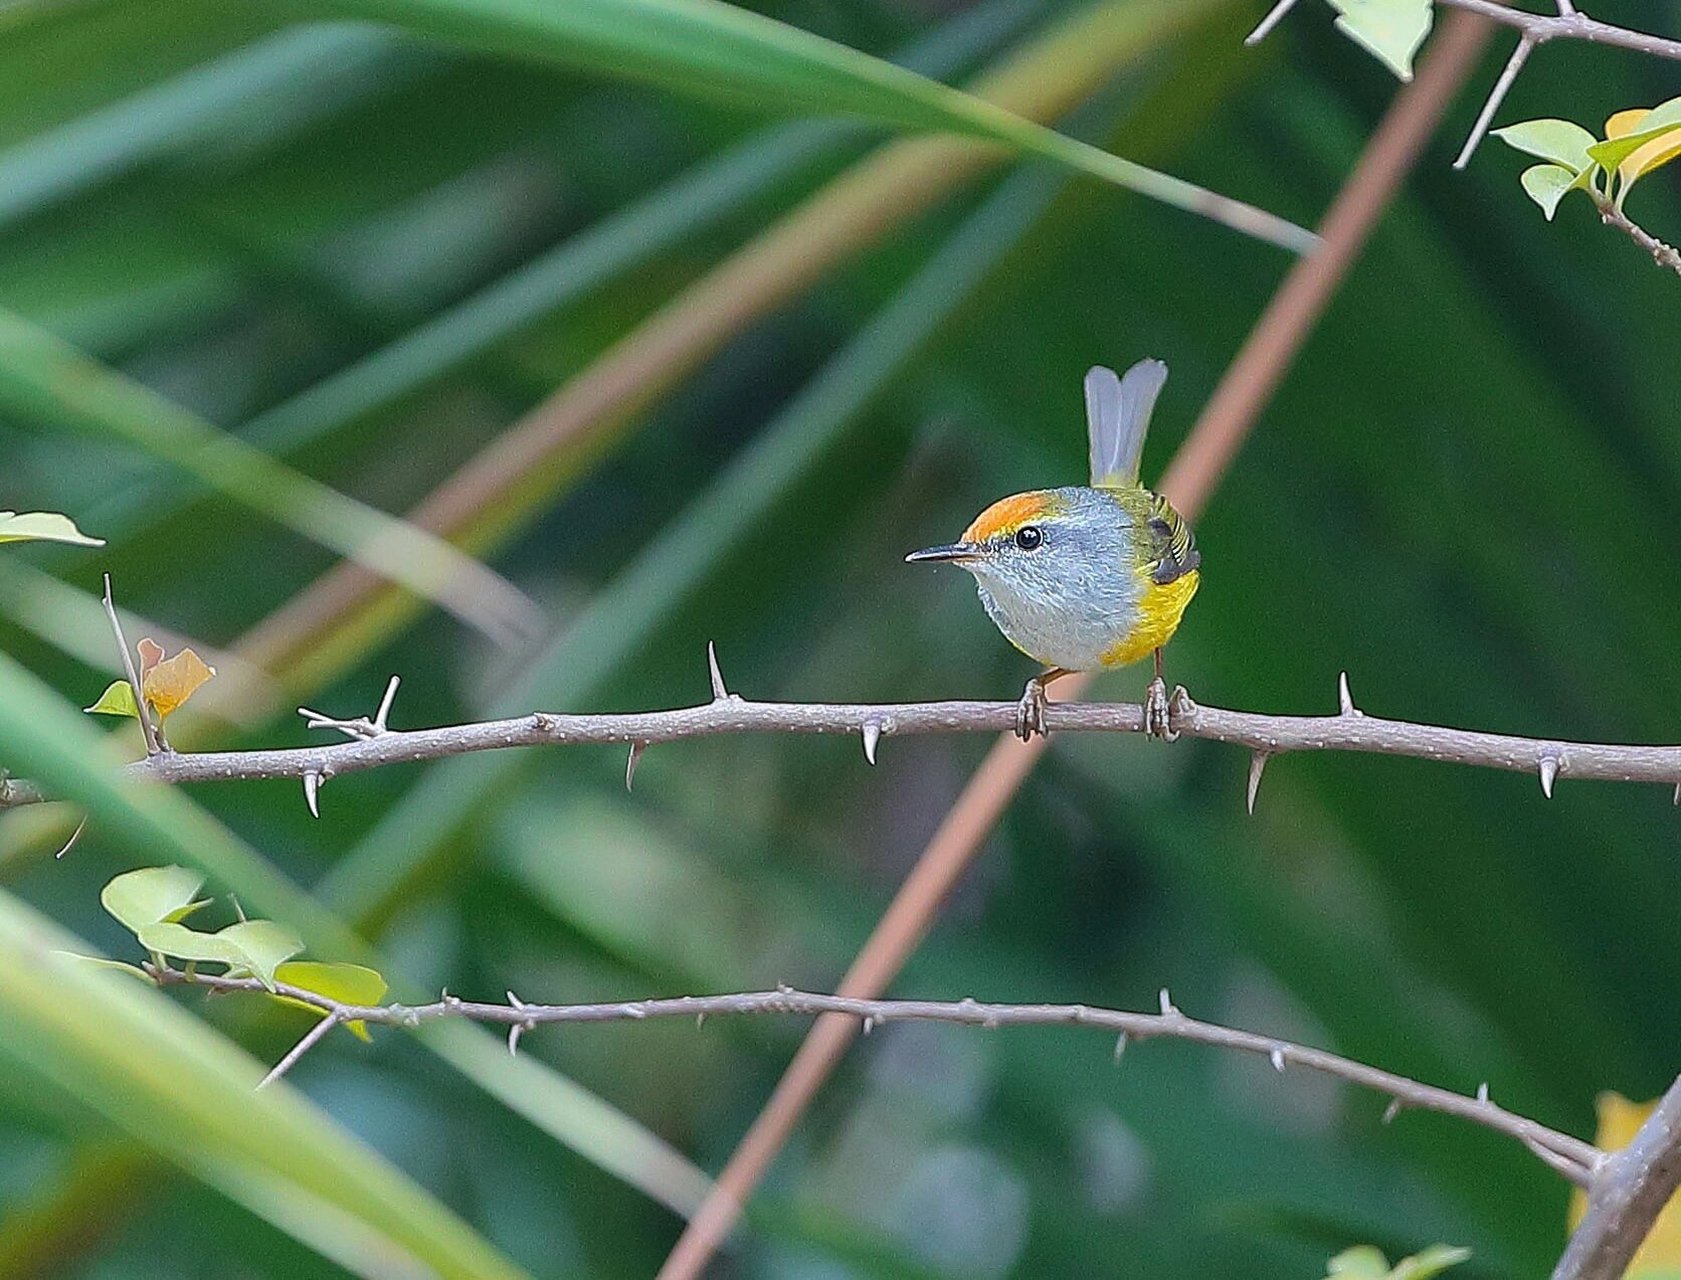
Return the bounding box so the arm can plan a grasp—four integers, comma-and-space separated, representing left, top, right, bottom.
1085, 358, 1168, 487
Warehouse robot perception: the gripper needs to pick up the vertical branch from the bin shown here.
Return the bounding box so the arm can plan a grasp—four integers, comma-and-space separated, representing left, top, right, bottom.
1552, 1076, 1681, 1280
655, 12, 1496, 1279
101, 575, 160, 757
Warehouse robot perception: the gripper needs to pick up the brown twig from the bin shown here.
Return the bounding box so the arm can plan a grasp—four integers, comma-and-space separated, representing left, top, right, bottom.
1552, 1074, 1681, 1279
656, 16, 1498, 1277
13, 675, 1681, 810
100, 575, 159, 758
1589, 192, 1681, 277
148, 965, 1599, 1180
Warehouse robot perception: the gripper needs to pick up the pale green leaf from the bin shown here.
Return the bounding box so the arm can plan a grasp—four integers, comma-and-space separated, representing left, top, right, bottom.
136, 920, 249, 970
1328, 0, 1433, 81
1329, 1246, 1392, 1278
275, 960, 389, 1042
1390, 1245, 1473, 1279
84, 679, 139, 719
0, 509, 104, 546
1520, 164, 1578, 221
100, 865, 205, 933
218, 920, 305, 990
1492, 118, 1597, 173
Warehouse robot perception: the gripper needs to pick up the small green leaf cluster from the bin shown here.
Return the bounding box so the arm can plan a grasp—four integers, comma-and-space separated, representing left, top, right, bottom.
1325, 1244, 1470, 1280
1496, 97, 1681, 220
89, 866, 387, 1041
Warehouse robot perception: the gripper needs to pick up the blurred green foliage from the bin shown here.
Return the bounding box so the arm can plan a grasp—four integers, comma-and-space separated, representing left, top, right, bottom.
1, 0, 1679, 1276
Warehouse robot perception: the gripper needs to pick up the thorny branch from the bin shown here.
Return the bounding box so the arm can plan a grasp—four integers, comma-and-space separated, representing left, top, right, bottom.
1248, 1, 1681, 167
15, 659, 1681, 813
1589, 192, 1681, 278
149, 964, 1601, 1182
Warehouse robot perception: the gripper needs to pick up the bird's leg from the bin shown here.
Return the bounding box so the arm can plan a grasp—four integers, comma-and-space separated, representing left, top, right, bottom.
1144, 648, 1175, 741
1015, 667, 1071, 741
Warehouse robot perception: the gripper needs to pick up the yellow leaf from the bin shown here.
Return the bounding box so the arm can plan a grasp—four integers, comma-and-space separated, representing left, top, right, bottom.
0, 510, 104, 546
1606, 109, 1649, 140
1621, 125, 1681, 186
1570, 1094, 1681, 1274
140, 647, 215, 719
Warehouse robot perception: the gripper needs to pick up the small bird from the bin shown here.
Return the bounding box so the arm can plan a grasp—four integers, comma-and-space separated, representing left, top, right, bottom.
906, 359, 1199, 740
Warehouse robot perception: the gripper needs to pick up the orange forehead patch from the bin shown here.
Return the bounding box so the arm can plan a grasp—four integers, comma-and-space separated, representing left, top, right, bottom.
962, 491, 1060, 543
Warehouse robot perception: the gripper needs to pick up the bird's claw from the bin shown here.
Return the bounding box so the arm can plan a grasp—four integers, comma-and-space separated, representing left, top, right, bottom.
1144, 676, 1177, 742
1015, 677, 1050, 741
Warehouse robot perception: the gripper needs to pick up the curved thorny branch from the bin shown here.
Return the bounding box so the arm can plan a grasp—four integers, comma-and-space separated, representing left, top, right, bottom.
9, 654, 1681, 814
148, 963, 1600, 1182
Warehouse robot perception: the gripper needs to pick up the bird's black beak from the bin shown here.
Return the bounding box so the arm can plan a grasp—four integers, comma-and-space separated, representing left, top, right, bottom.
905, 542, 981, 564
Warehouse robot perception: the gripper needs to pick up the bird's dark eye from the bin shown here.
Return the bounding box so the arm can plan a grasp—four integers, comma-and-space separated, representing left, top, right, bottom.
1014, 525, 1043, 551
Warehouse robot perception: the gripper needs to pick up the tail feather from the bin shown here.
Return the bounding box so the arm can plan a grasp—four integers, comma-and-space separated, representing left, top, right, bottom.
1086, 358, 1167, 487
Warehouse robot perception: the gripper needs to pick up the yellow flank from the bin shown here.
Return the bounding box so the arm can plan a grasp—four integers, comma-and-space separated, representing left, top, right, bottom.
1100, 568, 1200, 668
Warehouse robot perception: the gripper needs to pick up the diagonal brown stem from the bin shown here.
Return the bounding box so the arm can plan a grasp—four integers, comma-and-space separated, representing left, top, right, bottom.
655, 12, 1497, 1277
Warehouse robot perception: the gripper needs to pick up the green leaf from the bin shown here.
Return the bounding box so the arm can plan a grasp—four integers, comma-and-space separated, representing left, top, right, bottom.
1328, 0, 1433, 80
136, 920, 303, 991
0, 510, 104, 546
307, 0, 1315, 252
1520, 164, 1579, 221
1390, 1245, 1473, 1279
84, 679, 140, 719
1329, 1247, 1392, 1278
0, 893, 528, 1279
1587, 125, 1681, 176
1492, 118, 1597, 173
218, 920, 305, 990
274, 960, 388, 1042
100, 865, 206, 933
1327, 1245, 1471, 1280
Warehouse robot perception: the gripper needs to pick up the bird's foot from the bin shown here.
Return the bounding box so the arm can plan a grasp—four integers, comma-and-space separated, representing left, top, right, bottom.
1015, 676, 1051, 741
1144, 676, 1178, 742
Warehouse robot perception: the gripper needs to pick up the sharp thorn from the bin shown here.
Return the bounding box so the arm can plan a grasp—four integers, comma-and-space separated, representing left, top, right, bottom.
1270, 1046, 1287, 1073
302, 770, 321, 819
1338, 671, 1361, 717
1383, 1098, 1403, 1125
625, 741, 647, 791
507, 1022, 523, 1056
1113, 1032, 1128, 1063
1673, 781, 1680, 806
861, 719, 881, 766
374, 675, 401, 731
1477, 1081, 1490, 1104
1245, 0, 1299, 45
1538, 753, 1559, 799
862, 1016, 874, 1036
706, 640, 729, 701
1247, 751, 1270, 815
1158, 988, 1175, 1016
54, 815, 89, 860
696, 1012, 706, 1030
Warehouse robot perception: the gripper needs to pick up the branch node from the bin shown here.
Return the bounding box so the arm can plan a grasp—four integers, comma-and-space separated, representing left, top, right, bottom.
302, 770, 322, 819
861, 718, 881, 766
625, 740, 647, 791
1247, 750, 1271, 815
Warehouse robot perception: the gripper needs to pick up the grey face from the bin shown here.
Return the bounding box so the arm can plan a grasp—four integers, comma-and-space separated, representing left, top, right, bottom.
907, 487, 1145, 671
